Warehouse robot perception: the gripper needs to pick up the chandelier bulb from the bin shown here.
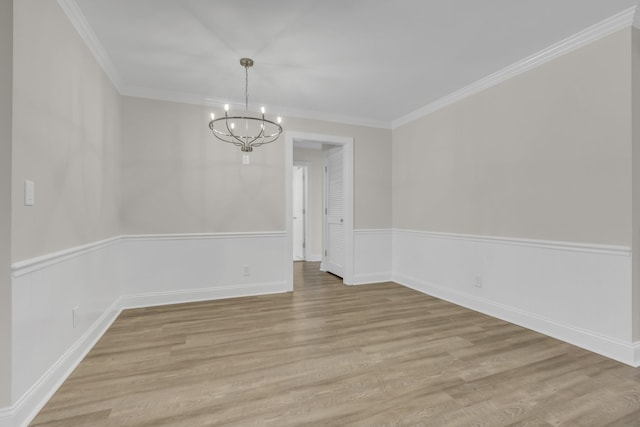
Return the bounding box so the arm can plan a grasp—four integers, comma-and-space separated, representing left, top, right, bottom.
210, 113, 215, 121
224, 104, 229, 112
261, 106, 266, 114
277, 116, 282, 124
230, 122, 235, 129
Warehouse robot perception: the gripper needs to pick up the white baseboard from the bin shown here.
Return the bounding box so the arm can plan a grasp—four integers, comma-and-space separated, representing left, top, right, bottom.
351, 272, 392, 285
306, 254, 322, 262
120, 281, 290, 309
394, 272, 640, 367
392, 229, 637, 366
1, 299, 121, 427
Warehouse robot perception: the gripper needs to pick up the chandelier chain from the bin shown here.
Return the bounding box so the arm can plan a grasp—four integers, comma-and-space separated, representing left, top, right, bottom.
245, 64, 249, 111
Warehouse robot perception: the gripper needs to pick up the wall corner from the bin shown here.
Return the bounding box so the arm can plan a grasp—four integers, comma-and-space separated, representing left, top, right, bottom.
631, 26, 640, 342
0, 0, 13, 409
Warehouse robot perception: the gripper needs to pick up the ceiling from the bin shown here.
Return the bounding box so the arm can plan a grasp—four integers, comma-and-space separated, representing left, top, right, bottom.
71, 0, 637, 127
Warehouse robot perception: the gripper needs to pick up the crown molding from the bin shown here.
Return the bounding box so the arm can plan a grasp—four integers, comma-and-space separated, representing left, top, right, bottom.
56, 0, 124, 91
56, 0, 636, 132
392, 5, 638, 129
56, 0, 390, 130
123, 85, 392, 129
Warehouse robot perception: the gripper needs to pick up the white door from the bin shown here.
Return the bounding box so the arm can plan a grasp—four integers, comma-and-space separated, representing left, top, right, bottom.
292, 166, 306, 261
324, 147, 344, 277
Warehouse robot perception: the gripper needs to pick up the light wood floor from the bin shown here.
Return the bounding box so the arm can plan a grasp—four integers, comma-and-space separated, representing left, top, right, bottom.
32, 262, 640, 426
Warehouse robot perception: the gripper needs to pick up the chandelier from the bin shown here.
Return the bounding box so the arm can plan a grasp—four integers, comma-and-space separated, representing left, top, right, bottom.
208, 58, 283, 152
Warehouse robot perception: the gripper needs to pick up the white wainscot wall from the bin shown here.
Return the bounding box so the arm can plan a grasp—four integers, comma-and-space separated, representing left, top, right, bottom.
4, 231, 289, 427
119, 232, 290, 308
5, 227, 639, 427
392, 229, 638, 366
352, 229, 392, 285
10, 239, 122, 427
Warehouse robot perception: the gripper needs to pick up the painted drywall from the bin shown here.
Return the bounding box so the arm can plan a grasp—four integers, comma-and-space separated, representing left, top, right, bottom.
392, 28, 632, 246
287, 117, 392, 230
120, 97, 285, 233
632, 27, 640, 341
11, 0, 122, 262
293, 147, 324, 259
0, 0, 12, 409
120, 97, 392, 235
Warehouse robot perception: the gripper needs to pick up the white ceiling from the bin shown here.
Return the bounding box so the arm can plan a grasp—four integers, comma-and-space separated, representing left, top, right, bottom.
71, 0, 637, 127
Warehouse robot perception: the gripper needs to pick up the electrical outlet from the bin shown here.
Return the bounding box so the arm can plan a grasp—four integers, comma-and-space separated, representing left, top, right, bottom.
243, 265, 250, 276
72, 306, 79, 328
474, 275, 483, 288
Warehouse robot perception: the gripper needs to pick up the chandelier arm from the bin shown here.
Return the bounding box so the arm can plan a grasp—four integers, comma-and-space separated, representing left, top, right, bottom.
253, 131, 283, 146
223, 117, 250, 149
212, 132, 244, 147
212, 135, 244, 148
209, 122, 242, 145
252, 142, 272, 148
259, 125, 284, 140
252, 137, 278, 147
209, 122, 246, 147
250, 122, 283, 146
245, 125, 266, 145
213, 115, 280, 144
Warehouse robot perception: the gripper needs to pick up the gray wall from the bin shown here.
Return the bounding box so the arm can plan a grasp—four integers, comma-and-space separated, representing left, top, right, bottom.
285, 117, 392, 230
632, 27, 640, 341
392, 28, 632, 246
0, 0, 12, 408
11, 0, 122, 262
120, 96, 392, 235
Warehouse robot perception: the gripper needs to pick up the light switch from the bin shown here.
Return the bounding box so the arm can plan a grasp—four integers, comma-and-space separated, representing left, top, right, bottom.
24, 180, 35, 206
242, 154, 250, 165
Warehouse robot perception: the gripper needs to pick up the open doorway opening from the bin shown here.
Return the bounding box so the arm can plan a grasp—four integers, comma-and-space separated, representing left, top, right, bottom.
292, 164, 309, 261
285, 132, 354, 290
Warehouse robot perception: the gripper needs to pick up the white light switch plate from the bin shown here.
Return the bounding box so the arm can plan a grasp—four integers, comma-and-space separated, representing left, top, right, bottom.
24, 180, 35, 206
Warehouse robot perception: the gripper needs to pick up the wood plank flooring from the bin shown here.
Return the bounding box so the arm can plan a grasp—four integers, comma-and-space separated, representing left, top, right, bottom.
31, 262, 640, 426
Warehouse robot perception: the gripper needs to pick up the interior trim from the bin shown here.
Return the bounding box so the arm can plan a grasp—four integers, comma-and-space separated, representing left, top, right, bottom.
392, 6, 637, 129
11, 236, 120, 277
393, 228, 631, 256
56, 0, 123, 91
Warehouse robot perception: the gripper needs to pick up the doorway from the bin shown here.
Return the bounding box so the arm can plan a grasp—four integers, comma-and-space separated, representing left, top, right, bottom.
292, 164, 308, 261
285, 132, 354, 290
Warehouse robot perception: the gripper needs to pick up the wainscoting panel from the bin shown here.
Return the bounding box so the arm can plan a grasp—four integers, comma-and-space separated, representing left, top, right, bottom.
392, 229, 639, 366
4, 232, 290, 427
10, 239, 121, 427
119, 232, 290, 308
4, 228, 639, 427
352, 229, 392, 285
